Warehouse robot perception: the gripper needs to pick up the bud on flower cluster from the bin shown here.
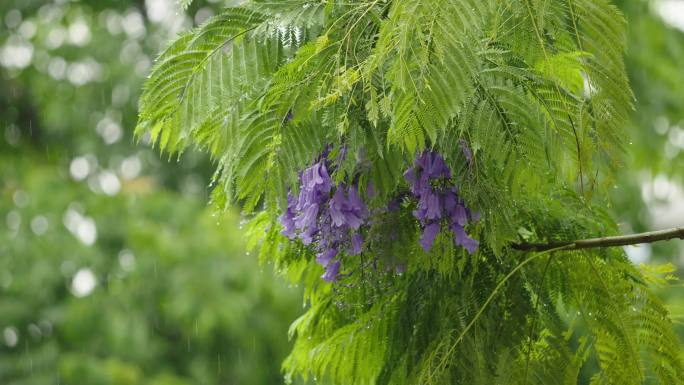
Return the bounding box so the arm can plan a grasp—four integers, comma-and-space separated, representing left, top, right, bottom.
404, 151, 479, 253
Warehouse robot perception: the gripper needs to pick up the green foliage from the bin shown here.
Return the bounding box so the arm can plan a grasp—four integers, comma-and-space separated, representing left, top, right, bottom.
178, 0, 194, 11
0, 1, 302, 383
0, 157, 302, 385
137, 1, 684, 384
610, 0, 684, 366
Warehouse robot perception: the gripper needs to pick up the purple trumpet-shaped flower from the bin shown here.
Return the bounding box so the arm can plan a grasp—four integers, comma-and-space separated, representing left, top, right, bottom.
412, 151, 451, 180
280, 212, 297, 239
427, 152, 452, 179
329, 189, 348, 227
442, 190, 457, 213
280, 193, 298, 239
316, 247, 337, 268
294, 203, 319, 231
310, 162, 332, 190
419, 222, 441, 252
451, 223, 479, 254
296, 161, 332, 211
450, 203, 468, 226
328, 185, 368, 230
300, 224, 318, 245
278, 153, 372, 283
406, 150, 479, 254
424, 192, 442, 220
403, 167, 420, 194
414, 151, 431, 172
351, 233, 363, 255
322, 260, 341, 282
346, 186, 368, 228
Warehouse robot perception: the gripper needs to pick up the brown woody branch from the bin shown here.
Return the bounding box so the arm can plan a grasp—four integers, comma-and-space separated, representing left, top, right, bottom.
512, 227, 684, 252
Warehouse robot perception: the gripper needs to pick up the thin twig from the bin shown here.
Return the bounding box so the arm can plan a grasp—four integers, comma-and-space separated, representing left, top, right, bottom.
429, 244, 573, 382
513, 227, 684, 252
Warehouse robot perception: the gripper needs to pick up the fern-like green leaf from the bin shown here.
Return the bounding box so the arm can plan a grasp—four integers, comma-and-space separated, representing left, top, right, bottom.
137, 2, 683, 384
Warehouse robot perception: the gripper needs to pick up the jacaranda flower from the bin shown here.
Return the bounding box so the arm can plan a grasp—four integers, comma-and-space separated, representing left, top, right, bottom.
279, 154, 370, 283
419, 222, 441, 252
351, 233, 363, 255
451, 223, 479, 254
280, 192, 298, 239
316, 247, 337, 268
406, 150, 479, 253
322, 260, 341, 282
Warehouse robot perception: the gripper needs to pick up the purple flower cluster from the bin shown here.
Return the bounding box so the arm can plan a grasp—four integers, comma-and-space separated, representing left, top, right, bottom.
404, 151, 479, 253
280, 158, 369, 282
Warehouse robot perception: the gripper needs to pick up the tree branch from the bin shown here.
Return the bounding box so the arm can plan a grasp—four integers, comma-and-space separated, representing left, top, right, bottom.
512, 227, 684, 252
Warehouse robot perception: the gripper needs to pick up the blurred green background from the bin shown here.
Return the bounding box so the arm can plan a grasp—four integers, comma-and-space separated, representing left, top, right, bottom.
1, 1, 302, 384
1, 0, 683, 384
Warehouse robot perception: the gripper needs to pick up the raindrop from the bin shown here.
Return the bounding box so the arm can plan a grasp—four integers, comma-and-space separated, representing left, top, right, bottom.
96, 116, 123, 144
6, 210, 21, 231
73, 216, 97, 246
47, 56, 67, 80
67, 18, 91, 46
120, 155, 141, 180
27, 324, 42, 340
111, 84, 130, 107
46, 27, 67, 49
70, 268, 97, 297
3, 326, 19, 347
5, 124, 21, 146
118, 249, 136, 272
98, 170, 121, 196
70, 156, 91, 180
12, 190, 29, 207
39, 320, 52, 337
30, 215, 49, 235
5, 9, 22, 29
0, 36, 33, 69
18, 20, 36, 39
